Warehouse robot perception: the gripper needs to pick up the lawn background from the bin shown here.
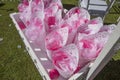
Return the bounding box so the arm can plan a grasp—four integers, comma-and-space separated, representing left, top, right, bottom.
0, 0, 120, 80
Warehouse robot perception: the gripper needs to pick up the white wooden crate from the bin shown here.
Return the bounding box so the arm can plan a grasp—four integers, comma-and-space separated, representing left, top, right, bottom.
10, 13, 120, 80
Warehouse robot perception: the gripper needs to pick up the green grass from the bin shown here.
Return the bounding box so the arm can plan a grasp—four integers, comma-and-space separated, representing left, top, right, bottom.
0, 1, 42, 80
0, 0, 120, 80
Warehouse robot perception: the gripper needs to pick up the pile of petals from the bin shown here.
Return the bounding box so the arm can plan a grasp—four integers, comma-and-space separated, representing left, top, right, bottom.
18, 0, 116, 79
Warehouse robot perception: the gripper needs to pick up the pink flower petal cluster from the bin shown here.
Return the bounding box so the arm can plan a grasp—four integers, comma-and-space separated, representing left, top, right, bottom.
51, 44, 79, 78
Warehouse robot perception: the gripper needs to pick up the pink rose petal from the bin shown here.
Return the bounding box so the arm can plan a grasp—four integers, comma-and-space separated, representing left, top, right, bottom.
49, 69, 60, 79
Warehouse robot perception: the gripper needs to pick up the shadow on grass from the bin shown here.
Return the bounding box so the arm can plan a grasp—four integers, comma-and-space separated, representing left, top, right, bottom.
0, 2, 14, 12
0, 8, 14, 12
6, 8, 14, 12
109, 6, 120, 14
104, 22, 116, 25
94, 60, 120, 80
63, 4, 76, 10
0, 3, 5, 7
